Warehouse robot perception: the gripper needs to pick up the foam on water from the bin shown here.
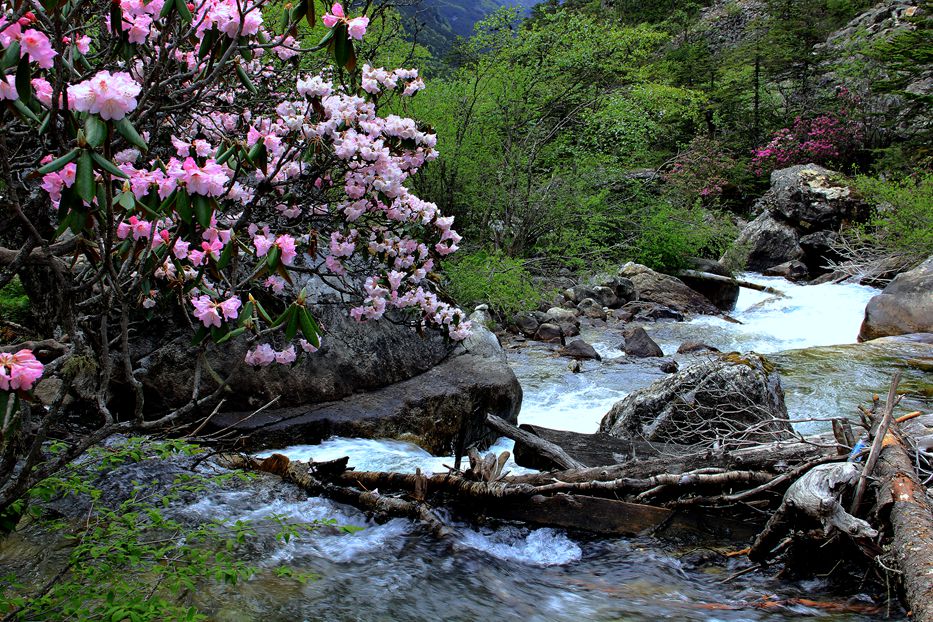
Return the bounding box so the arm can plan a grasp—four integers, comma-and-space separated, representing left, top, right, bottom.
457, 526, 583, 566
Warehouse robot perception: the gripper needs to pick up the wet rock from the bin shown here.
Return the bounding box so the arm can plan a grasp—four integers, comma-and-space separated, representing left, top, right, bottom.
545, 307, 578, 325
604, 277, 637, 305
577, 298, 608, 320
534, 323, 565, 344
599, 353, 791, 446
561, 339, 602, 361
763, 260, 810, 282
618, 263, 719, 315
618, 301, 684, 323
659, 360, 679, 374
513, 312, 540, 337
591, 286, 620, 309
859, 256, 933, 341
729, 211, 804, 272
568, 360, 583, 373
677, 341, 720, 354
679, 257, 740, 311
759, 164, 866, 231
799, 230, 841, 275
563, 285, 600, 304
558, 321, 581, 338
621, 327, 664, 358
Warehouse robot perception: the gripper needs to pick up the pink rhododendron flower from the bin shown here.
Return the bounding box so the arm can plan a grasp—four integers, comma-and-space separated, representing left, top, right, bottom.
19, 28, 56, 68
190, 295, 241, 327
347, 16, 369, 41
0, 349, 44, 392
69, 71, 142, 121
244, 343, 276, 366
0, 75, 17, 101
275, 235, 297, 265
274, 345, 296, 365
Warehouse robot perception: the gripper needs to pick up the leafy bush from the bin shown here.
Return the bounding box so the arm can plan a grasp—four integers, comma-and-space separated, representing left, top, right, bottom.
444, 251, 541, 317
0, 277, 29, 327
631, 203, 737, 272
0, 439, 333, 621
854, 173, 933, 263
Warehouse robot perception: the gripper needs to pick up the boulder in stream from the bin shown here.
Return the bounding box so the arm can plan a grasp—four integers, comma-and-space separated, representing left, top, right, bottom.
618, 263, 719, 315
561, 339, 602, 361
859, 256, 933, 341
621, 327, 664, 358
599, 353, 792, 446
204, 312, 523, 455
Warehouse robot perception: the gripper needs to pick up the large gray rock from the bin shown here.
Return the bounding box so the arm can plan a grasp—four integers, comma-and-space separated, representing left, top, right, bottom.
135, 301, 522, 454
206, 315, 522, 455
599, 353, 792, 446
859, 256, 933, 341
679, 257, 739, 311
757, 165, 866, 231
561, 339, 602, 361
730, 211, 804, 272
618, 263, 719, 315
621, 327, 663, 358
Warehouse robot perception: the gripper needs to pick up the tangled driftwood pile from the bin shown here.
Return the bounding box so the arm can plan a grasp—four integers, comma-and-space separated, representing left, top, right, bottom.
225, 373, 933, 620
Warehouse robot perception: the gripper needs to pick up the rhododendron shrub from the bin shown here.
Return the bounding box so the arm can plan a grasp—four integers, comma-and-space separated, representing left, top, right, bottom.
0, 0, 466, 514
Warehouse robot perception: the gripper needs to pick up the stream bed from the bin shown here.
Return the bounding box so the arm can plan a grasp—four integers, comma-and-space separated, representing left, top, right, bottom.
224, 274, 928, 621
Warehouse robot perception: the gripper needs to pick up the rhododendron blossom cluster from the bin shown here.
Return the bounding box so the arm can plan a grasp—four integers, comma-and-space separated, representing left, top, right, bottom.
0, 350, 44, 392
1, 0, 469, 381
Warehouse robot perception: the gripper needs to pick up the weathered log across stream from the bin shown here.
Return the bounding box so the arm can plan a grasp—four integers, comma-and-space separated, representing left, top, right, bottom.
225, 375, 933, 620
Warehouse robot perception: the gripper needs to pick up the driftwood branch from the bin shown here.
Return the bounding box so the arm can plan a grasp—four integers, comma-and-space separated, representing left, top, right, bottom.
676, 269, 786, 297
485, 414, 585, 470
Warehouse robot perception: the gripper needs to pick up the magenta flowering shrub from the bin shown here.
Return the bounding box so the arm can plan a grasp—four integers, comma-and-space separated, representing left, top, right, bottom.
0, 1, 467, 509
751, 102, 863, 175
663, 137, 738, 204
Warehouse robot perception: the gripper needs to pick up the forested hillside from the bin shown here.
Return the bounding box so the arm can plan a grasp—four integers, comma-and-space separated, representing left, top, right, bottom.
397, 0, 538, 55
393, 0, 932, 315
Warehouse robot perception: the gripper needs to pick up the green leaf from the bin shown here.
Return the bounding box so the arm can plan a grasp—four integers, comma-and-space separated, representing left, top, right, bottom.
215, 326, 245, 345
238, 301, 254, 326
85, 115, 108, 148
1, 41, 20, 71
215, 144, 235, 165
10, 99, 40, 123
15, 56, 32, 104
37, 148, 80, 174
175, 191, 192, 223
271, 305, 292, 329
91, 152, 130, 179
284, 306, 299, 341
198, 27, 217, 60
216, 237, 235, 269
175, 0, 192, 23
117, 191, 136, 210
299, 308, 320, 347
247, 142, 267, 173
159, 0, 175, 18
333, 24, 351, 68
192, 195, 213, 229
235, 63, 258, 95
115, 117, 148, 151
75, 150, 96, 203
315, 28, 335, 50
266, 245, 281, 269
191, 326, 209, 346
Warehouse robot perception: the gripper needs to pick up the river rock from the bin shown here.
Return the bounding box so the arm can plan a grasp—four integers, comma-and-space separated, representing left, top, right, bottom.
758, 164, 866, 231
659, 359, 679, 374
604, 277, 637, 305
677, 341, 720, 354
577, 298, 608, 320
591, 286, 620, 309
599, 353, 792, 446
763, 260, 809, 281
206, 314, 523, 455
563, 285, 599, 304
618, 263, 719, 315
621, 327, 664, 358
561, 339, 602, 361
679, 257, 740, 311
615, 301, 684, 323
859, 256, 933, 341
534, 323, 564, 344
559, 321, 581, 338
513, 312, 540, 337
730, 211, 804, 272
545, 306, 579, 325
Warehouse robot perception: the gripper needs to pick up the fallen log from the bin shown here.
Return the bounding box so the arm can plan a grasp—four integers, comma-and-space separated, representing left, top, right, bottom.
485, 414, 585, 470
874, 426, 933, 622
749, 462, 878, 563
511, 423, 688, 469
676, 269, 786, 297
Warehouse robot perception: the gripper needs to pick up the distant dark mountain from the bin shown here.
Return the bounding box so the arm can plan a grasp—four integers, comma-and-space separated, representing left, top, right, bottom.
398, 0, 538, 56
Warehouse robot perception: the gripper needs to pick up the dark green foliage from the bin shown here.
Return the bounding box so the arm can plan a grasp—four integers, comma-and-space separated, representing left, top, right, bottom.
444, 251, 541, 317
0, 277, 30, 327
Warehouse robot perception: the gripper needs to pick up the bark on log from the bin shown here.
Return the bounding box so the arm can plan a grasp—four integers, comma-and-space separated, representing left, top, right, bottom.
485, 414, 585, 470
749, 463, 877, 563
676, 269, 787, 296
511, 423, 689, 469
874, 429, 933, 622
